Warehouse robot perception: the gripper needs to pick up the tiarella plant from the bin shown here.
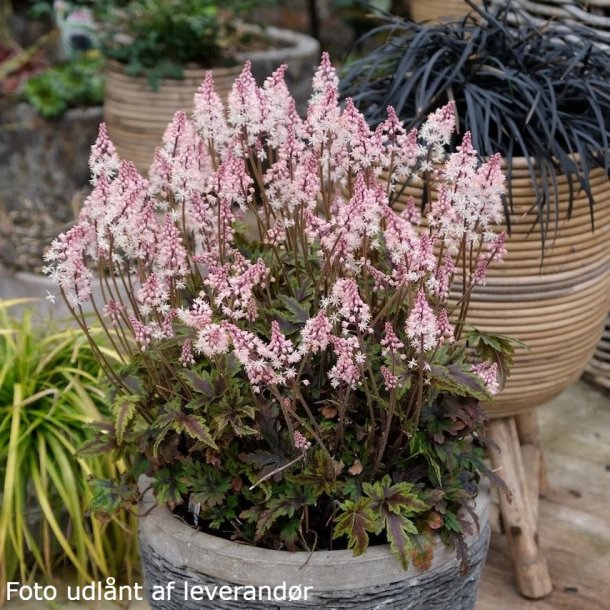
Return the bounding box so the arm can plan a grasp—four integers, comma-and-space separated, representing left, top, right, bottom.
45, 54, 511, 571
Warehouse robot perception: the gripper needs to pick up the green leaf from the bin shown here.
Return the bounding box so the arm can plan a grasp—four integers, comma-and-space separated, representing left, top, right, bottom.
240, 449, 295, 482
153, 469, 187, 506
278, 295, 310, 324
151, 401, 218, 451
210, 400, 257, 437
411, 532, 435, 570
341, 478, 360, 500
364, 475, 429, 517
182, 462, 231, 509
181, 369, 215, 400
429, 364, 489, 400
89, 477, 138, 517
78, 423, 117, 456
294, 278, 314, 302
207, 495, 238, 529
152, 426, 171, 458
254, 487, 315, 541
295, 447, 337, 496
362, 475, 429, 570
443, 511, 463, 534
280, 517, 301, 550
113, 395, 139, 445
333, 497, 378, 556
174, 414, 218, 450
466, 329, 526, 389
385, 512, 417, 570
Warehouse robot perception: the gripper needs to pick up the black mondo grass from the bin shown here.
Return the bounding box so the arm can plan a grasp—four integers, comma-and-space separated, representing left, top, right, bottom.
340, 0, 610, 248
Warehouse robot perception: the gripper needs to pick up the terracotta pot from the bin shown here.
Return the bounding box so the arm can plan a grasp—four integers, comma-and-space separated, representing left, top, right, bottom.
103, 25, 320, 172
138, 485, 490, 609
388, 158, 610, 416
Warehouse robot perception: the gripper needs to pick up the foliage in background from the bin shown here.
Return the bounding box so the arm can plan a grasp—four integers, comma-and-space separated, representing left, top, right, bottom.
20, 50, 104, 117
340, 1, 610, 244
332, 0, 393, 39
93, 0, 273, 88
0, 31, 56, 99
45, 56, 512, 571
0, 300, 138, 599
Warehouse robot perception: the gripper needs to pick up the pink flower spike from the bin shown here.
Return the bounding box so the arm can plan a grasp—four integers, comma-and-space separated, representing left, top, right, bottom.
471, 361, 500, 395
130, 316, 153, 351
405, 289, 440, 353
180, 338, 196, 367
103, 299, 124, 323
195, 323, 230, 358
193, 71, 229, 148
300, 311, 333, 355
381, 366, 399, 391
293, 430, 311, 450
380, 322, 404, 356
89, 123, 120, 183
312, 51, 338, 94
419, 101, 457, 147
437, 308, 455, 343
328, 335, 362, 389
330, 278, 372, 334
227, 60, 265, 140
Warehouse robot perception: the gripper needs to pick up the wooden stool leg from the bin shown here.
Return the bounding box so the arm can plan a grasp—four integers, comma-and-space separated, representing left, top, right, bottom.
515, 411, 550, 497
488, 417, 553, 599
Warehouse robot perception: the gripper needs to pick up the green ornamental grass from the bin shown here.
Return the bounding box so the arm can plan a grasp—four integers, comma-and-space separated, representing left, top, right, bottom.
0, 299, 137, 598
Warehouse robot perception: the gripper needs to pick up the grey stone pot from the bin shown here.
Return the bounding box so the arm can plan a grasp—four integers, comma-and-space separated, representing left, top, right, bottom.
139, 486, 490, 610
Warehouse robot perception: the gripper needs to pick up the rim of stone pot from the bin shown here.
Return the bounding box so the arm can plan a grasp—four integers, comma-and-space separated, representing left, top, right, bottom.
234, 24, 320, 66
105, 24, 319, 77
139, 480, 490, 590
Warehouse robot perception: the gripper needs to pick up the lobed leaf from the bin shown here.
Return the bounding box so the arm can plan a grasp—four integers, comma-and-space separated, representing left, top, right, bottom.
333, 498, 378, 556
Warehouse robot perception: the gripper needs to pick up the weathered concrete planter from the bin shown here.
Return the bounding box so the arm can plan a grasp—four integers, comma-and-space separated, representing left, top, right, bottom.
139, 486, 490, 609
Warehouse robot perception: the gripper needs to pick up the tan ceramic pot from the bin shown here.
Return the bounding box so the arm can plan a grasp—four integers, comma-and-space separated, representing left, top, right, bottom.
388, 158, 610, 416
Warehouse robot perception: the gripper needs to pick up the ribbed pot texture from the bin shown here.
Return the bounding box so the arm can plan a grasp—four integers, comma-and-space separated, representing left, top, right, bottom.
103, 26, 320, 172
407, 0, 478, 22
585, 313, 610, 391
138, 486, 490, 610
104, 62, 240, 173
389, 158, 610, 416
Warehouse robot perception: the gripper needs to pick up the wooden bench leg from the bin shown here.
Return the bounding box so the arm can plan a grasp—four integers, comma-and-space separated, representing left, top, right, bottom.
488, 417, 553, 599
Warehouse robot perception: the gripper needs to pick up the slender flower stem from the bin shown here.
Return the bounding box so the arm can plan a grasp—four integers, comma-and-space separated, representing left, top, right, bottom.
249, 454, 305, 490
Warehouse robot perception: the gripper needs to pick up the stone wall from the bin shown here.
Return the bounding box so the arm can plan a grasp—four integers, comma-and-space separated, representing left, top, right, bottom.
0, 104, 103, 269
